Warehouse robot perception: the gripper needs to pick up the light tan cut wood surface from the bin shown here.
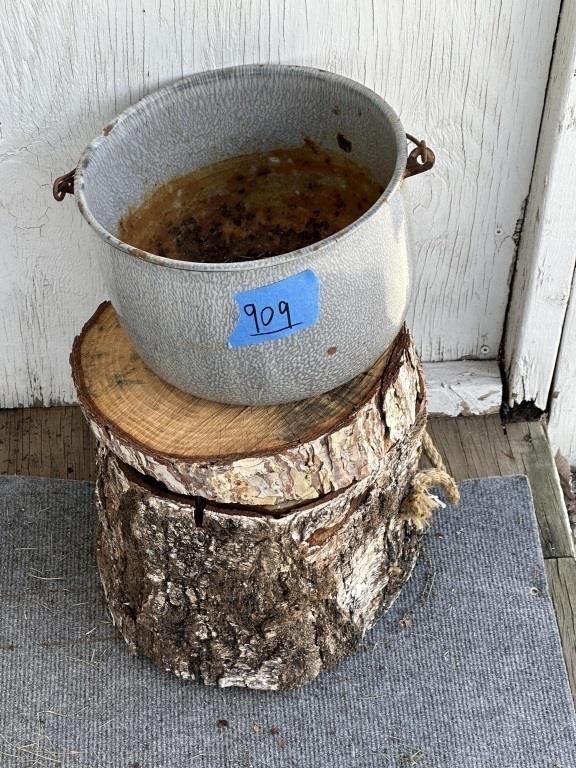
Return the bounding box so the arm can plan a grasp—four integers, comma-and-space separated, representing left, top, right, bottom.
0, 408, 574, 700
72, 302, 397, 460
71, 303, 425, 506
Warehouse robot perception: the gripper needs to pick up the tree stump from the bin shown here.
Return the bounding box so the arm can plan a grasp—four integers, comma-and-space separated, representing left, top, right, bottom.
72, 302, 428, 690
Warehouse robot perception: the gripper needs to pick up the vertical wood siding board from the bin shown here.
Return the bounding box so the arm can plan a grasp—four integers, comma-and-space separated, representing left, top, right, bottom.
505, 0, 576, 409
548, 261, 576, 463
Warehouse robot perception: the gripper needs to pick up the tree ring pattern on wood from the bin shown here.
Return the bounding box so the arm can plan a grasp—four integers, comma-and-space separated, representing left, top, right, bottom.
72, 303, 424, 507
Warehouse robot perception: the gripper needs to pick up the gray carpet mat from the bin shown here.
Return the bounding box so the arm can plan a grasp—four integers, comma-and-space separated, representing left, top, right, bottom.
0, 474, 575, 767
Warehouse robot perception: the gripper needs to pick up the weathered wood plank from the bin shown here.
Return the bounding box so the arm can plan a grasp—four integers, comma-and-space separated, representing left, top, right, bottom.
455, 416, 503, 478
424, 361, 502, 418
428, 414, 516, 480
506, 421, 574, 559
545, 557, 576, 701
0, 408, 19, 475
505, 0, 576, 411
549, 246, 576, 462
0, 407, 95, 481
426, 416, 470, 480
428, 416, 574, 560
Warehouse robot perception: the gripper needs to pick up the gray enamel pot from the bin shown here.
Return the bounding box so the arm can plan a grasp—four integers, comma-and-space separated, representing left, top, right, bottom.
55, 64, 434, 405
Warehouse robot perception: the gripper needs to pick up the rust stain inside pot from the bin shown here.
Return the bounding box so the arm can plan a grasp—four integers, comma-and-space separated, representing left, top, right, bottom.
118, 143, 383, 263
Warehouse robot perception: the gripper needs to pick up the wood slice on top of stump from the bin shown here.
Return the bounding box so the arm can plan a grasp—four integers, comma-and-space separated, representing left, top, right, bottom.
72, 302, 429, 690
71, 302, 425, 509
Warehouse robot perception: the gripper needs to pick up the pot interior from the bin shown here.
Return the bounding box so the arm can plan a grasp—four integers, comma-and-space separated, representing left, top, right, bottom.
79, 66, 405, 244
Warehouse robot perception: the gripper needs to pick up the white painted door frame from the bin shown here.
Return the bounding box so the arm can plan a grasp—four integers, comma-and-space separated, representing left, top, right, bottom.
548, 268, 576, 461
504, 0, 576, 420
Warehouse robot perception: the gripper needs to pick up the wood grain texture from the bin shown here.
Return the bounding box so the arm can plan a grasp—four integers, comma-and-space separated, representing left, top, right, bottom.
423, 360, 501, 417
0, 0, 561, 406
545, 557, 576, 701
548, 270, 576, 463
0, 406, 96, 480
504, 0, 576, 409
506, 420, 575, 560
72, 303, 425, 505
428, 416, 575, 560
2, 408, 570, 559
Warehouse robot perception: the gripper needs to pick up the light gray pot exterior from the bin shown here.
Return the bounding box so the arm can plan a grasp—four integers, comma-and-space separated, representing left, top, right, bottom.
75, 64, 413, 405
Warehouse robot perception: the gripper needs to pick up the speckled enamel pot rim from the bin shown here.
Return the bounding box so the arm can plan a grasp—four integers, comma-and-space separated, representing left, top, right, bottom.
75, 64, 408, 273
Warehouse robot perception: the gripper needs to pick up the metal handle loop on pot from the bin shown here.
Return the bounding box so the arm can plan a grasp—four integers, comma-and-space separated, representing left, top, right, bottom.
54, 135, 434, 198
53, 170, 75, 201
404, 134, 435, 178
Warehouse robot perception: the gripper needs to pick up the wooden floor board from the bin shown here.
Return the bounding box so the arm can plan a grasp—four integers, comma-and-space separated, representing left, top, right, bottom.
506, 420, 574, 559
0, 406, 96, 481
0, 408, 572, 555
428, 415, 574, 560
457, 416, 496, 477
545, 557, 576, 700
427, 417, 469, 479
486, 417, 520, 477
0, 406, 574, 700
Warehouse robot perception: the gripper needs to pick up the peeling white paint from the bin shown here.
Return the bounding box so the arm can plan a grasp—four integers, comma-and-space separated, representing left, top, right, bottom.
505, 0, 576, 411
424, 360, 502, 417
0, 0, 561, 405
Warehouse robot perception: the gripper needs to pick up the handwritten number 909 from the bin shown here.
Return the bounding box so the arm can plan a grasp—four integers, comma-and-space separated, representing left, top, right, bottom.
243, 300, 297, 337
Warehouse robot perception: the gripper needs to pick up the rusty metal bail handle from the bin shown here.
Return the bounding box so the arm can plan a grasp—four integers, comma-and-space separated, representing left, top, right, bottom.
404, 133, 435, 178
53, 170, 75, 201
53, 136, 435, 197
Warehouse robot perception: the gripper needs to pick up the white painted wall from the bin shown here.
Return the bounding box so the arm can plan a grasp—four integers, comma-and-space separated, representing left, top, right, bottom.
0, 0, 561, 406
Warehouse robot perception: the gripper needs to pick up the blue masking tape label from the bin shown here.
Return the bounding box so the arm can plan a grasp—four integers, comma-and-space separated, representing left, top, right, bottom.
228, 270, 320, 348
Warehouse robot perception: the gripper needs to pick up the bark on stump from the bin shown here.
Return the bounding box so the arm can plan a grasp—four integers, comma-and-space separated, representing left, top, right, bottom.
72, 302, 428, 690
